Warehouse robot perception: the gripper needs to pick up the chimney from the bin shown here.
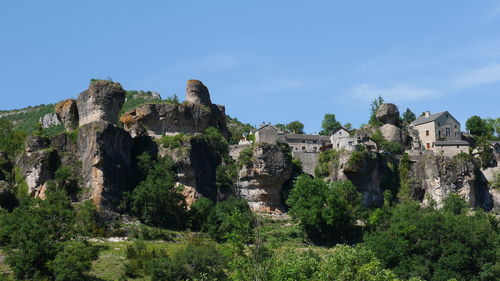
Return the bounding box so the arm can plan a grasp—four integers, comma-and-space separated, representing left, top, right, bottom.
424, 111, 430, 118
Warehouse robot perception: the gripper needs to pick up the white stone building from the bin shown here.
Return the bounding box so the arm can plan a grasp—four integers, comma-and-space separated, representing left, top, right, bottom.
330, 127, 358, 151
410, 111, 470, 156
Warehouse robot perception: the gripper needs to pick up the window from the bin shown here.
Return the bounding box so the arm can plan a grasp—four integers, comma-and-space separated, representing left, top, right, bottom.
302, 140, 305, 143
446, 128, 450, 137
438, 131, 441, 138
302, 146, 305, 151
313, 141, 317, 144
438, 122, 441, 126
456, 145, 459, 148
455, 125, 457, 128
337, 143, 339, 148
446, 114, 449, 118
426, 130, 429, 136
426, 143, 430, 149
339, 131, 342, 135
313, 147, 317, 152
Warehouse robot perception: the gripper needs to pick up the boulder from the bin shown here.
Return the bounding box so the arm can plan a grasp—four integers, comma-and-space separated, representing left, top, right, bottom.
186, 80, 212, 106
380, 124, 402, 143
17, 146, 59, 199
55, 99, 79, 131
39, 113, 61, 128
25, 135, 50, 153
376, 103, 400, 126
77, 80, 125, 126
236, 144, 292, 213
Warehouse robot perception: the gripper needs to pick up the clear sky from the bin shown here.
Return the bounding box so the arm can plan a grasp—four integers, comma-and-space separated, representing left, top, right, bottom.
1, 1, 499, 133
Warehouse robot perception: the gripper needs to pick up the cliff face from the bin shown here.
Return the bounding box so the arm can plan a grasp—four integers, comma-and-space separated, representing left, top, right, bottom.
77, 80, 125, 126
407, 154, 493, 209
236, 144, 292, 213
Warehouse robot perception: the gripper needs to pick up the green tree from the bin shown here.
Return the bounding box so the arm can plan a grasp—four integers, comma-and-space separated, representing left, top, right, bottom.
363, 198, 499, 280
205, 197, 254, 244
131, 156, 187, 229
0, 119, 26, 157
368, 96, 384, 127
402, 108, 416, 126
48, 241, 97, 281
188, 197, 214, 231
319, 113, 342, 135
286, 175, 362, 244
286, 121, 305, 134
484, 117, 500, 139
466, 115, 491, 137
274, 123, 287, 132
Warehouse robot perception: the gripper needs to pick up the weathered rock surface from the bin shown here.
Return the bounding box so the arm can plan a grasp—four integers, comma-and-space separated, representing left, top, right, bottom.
380, 124, 402, 143
407, 154, 492, 209
39, 113, 61, 128
236, 144, 292, 213
186, 80, 212, 106
77, 80, 125, 126
159, 136, 221, 205
121, 80, 229, 139
55, 99, 79, 131
376, 103, 400, 126
77, 121, 132, 209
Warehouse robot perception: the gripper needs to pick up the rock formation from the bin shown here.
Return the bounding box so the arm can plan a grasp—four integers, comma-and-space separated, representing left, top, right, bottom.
55, 99, 79, 131
39, 113, 61, 129
77, 80, 125, 126
376, 103, 403, 144
121, 80, 229, 139
407, 154, 492, 209
236, 144, 292, 213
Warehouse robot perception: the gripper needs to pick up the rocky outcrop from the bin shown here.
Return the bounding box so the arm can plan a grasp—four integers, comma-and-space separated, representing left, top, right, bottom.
186, 80, 212, 106
39, 113, 61, 128
126, 91, 161, 101
121, 80, 229, 139
77, 121, 132, 209
376, 103, 400, 126
407, 154, 492, 209
77, 80, 125, 126
55, 99, 79, 131
159, 136, 221, 205
380, 124, 402, 143
236, 144, 292, 213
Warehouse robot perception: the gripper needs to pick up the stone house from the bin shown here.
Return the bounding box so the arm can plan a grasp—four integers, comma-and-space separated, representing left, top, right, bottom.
330, 127, 358, 151
285, 134, 331, 153
410, 111, 470, 156
254, 124, 285, 144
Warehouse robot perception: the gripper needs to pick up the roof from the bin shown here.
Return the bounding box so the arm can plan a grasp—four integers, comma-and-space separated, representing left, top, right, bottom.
285, 134, 330, 141
488, 141, 500, 146
254, 124, 280, 133
434, 140, 470, 146
411, 111, 447, 126
331, 127, 350, 135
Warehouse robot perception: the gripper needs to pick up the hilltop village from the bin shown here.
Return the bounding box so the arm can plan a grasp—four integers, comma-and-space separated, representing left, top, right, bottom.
0, 79, 499, 280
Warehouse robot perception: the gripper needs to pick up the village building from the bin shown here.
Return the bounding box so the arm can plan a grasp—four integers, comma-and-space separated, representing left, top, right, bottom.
330, 127, 358, 151
409, 111, 470, 157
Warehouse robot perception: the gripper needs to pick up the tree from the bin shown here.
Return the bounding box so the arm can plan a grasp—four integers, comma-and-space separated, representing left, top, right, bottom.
205, 197, 254, 244
319, 114, 342, 135
343, 122, 353, 131
363, 198, 499, 280
131, 156, 187, 229
402, 108, 416, 126
484, 117, 500, 139
0, 119, 26, 157
286, 121, 305, 134
275, 123, 287, 132
368, 96, 384, 127
466, 115, 491, 137
286, 175, 362, 244
48, 241, 97, 281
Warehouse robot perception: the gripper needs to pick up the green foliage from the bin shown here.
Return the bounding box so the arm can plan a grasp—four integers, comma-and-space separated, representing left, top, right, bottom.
123, 240, 228, 280
216, 161, 238, 194
371, 129, 403, 154
203, 126, 229, 156
74, 201, 108, 237
226, 115, 255, 145
363, 198, 499, 281
131, 156, 187, 229
402, 108, 416, 126
0, 119, 26, 157
369, 95, 384, 127
466, 115, 492, 137
398, 153, 412, 201
237, 146, 254, 167
48, 241, 97, 281
319, 113, 342, 135
484, 117, 500, 139
492, 171, 500, 189
53, 165, 80, 198
347, 146, 367, 171
286, 120, 305, 134
0, 103, 54, 135
205, 197, 254, 244
0, 189, 98, 279
286, 175, 362, 244
188, 197, 215, 231
159, 133, 189, 149
269, 249, 321, 281
315, 149, 339, 178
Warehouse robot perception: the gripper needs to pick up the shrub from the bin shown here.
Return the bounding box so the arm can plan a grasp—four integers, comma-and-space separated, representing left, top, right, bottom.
315, 149, 339, 178
205, 197, 254, 244
48, 241, 97, 281
238, 146, 254, 167
188, 197, 214, 231
159, 133, 189, 149
286, 175, 362, 244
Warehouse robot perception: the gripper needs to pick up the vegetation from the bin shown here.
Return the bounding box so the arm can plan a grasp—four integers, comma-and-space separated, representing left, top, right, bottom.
0, 104, 54, 135
402, 108, 416, 126
285, 120, 305, 134
159, 133, 189, 149
286, 175, 362, 244
371, 128, 403, 154
226, 115, 255, 144
319, 113, 342, 135
314, 149, 339, 178
0, 119, 26, 157
368, 95, 384, 127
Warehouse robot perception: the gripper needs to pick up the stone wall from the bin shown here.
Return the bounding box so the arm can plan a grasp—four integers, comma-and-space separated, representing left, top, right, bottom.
292, 151, 319, 175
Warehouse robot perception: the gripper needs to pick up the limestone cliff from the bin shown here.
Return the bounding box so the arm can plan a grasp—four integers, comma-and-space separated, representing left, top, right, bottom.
120, 80, 229, 139
236, 143, 292, 213
77, 80, 125, 126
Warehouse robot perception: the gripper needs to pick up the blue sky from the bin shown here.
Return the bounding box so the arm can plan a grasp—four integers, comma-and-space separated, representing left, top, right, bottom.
1, 1, 499, 133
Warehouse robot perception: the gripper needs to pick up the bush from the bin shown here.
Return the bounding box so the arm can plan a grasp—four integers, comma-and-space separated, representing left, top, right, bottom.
363, 198, 499, 280
315, 149, 339, 178
286, 175, 362, 244
48, 241, 97, 281
131, 156, 187, 229
205, 197, 254, 244
188, 197, 214, 231
237, 146, 254, 167
159, 133, 189, 149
